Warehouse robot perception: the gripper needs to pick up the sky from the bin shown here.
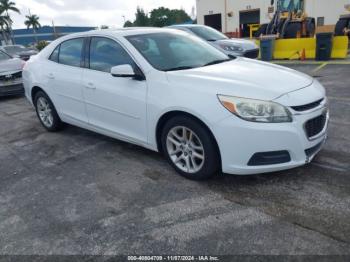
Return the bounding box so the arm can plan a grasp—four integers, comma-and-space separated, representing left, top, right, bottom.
11, 0, 196, 29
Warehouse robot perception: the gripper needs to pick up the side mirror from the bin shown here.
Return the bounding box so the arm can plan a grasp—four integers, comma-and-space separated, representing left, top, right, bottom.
111, 64, 135, 78
111, 64, 145, 81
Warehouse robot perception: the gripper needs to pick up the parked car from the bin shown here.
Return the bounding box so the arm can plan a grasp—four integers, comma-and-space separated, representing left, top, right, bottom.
23, 28, 328, 180
168, 24, 260, 59
0, 50, 25, 97
0, 45, 38, 61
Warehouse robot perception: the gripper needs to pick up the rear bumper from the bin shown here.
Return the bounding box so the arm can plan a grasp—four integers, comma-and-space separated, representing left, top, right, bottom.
0, 83, 24, 97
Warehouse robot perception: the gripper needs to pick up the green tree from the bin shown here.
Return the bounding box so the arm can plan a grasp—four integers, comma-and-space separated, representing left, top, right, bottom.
127, 6, 192, 28
150, 7, 192, 27
24, 14, 41, 44
0, 0, 20, 44
133, 7, 149, 26
149, 7, 172, 27
0, 11, 11, 44
123, 20, 133, 27
169, 9, 192, 25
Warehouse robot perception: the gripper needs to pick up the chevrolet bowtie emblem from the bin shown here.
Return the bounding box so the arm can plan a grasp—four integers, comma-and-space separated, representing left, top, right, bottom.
5, 74, 12, 79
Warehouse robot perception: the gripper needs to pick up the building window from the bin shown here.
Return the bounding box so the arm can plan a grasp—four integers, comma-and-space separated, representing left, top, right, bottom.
317, 17, 325, 26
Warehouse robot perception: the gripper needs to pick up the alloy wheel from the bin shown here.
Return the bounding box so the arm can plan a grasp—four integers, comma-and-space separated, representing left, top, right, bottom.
37, 97, 54, 128
166, 126, 205, 174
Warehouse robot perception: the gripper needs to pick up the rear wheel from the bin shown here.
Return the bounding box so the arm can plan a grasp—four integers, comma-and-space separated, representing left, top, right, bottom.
161, 116, 220, 180
34, 91, 63, 132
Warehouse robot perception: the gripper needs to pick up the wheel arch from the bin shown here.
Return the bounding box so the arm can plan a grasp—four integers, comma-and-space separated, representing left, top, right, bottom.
31, 86, 46, 103
155, 110, 222, 165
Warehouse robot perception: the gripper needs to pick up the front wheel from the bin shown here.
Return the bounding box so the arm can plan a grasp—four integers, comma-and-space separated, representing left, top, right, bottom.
161, 116, 220, 180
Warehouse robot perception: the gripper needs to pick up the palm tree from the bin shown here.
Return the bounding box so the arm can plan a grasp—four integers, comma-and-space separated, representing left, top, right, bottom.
24, 14, 41, 44
0, 10, 11, 44
0, 0, 20, 44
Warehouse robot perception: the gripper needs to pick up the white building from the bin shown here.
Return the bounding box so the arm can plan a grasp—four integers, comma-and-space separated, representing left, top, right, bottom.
196, 0, 350, 37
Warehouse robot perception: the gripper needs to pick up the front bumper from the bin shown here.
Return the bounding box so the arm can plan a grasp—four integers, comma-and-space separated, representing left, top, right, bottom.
225, 48, 259, 59
243, 48, 260, 59
213, 103, 329, 175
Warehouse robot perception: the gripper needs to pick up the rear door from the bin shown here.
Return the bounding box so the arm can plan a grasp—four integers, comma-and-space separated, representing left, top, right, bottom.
46, 38, 88, 123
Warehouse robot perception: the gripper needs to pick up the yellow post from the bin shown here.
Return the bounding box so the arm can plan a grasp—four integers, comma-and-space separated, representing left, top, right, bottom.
249, 24, 260, 39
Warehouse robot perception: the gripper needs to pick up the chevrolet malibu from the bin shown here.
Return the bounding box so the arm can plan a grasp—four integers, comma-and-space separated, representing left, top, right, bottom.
23, 28, 329, 180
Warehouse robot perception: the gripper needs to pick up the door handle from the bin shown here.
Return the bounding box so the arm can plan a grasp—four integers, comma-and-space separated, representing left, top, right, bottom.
47, 73, 55, 79
85, 82, 96, 90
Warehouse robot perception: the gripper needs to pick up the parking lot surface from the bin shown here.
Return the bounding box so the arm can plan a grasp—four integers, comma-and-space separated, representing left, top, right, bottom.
0, 64, 350, 255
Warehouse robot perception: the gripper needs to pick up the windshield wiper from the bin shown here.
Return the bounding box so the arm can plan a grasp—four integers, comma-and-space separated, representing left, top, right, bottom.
164, 66, 196, 72
203, 59, 231, 67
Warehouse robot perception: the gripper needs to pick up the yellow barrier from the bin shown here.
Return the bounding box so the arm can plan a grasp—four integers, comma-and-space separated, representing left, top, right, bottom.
331, 36, 349, 59
273, 38, 316, 59
256, 36, 349, 60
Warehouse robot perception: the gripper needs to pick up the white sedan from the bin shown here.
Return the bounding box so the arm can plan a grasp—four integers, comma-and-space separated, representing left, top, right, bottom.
23, 28, 329, 180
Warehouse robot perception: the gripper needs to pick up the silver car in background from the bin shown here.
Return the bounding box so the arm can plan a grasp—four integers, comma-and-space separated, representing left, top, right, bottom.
168, 24, 259, 59
0, 45, 38, 61
0, 50, 25, 97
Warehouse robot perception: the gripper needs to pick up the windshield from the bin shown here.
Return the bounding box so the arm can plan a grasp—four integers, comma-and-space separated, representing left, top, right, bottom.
0, 51, 11, 61
126, 32, 230, 71
189, 26, 228, 41
3, 45, 30, 55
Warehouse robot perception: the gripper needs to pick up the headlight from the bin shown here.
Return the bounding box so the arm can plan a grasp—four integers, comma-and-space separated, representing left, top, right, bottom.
220, 44, 243, 52
218, 95, 292, 123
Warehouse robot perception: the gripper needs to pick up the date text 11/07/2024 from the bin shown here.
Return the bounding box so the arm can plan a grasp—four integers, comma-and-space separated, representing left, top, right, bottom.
127, 256, 220, 261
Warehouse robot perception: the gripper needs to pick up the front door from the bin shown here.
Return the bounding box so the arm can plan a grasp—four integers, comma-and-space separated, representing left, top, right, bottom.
82, 37, 148, 144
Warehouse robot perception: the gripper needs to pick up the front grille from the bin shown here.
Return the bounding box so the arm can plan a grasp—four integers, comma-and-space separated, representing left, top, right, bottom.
244, 49, 259, 59
291, 99, 324, 112
305, 114, 327, 138
0, 71, 22, 82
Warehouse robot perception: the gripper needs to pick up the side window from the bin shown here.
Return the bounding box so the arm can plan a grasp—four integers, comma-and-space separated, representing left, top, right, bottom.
89, 37, 134, 73
59, 38, 84, 67
49, 45, 59, 63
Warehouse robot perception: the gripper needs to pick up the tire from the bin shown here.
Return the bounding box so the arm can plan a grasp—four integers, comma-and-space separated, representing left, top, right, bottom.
161, 115, 220, 180
34, 91, 63, 132
284, 22, 302, 39
335, 19, 348, 36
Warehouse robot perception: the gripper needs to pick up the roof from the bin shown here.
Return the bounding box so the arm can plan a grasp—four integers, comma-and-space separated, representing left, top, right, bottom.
168, 24, 204, 28
63, 27, 184, 39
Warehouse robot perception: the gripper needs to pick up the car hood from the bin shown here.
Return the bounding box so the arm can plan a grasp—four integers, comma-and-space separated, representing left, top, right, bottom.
166, 58, 314, 101
0, 58, 22, 74
214, 38, 258, 50
18, 50, 38, 56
